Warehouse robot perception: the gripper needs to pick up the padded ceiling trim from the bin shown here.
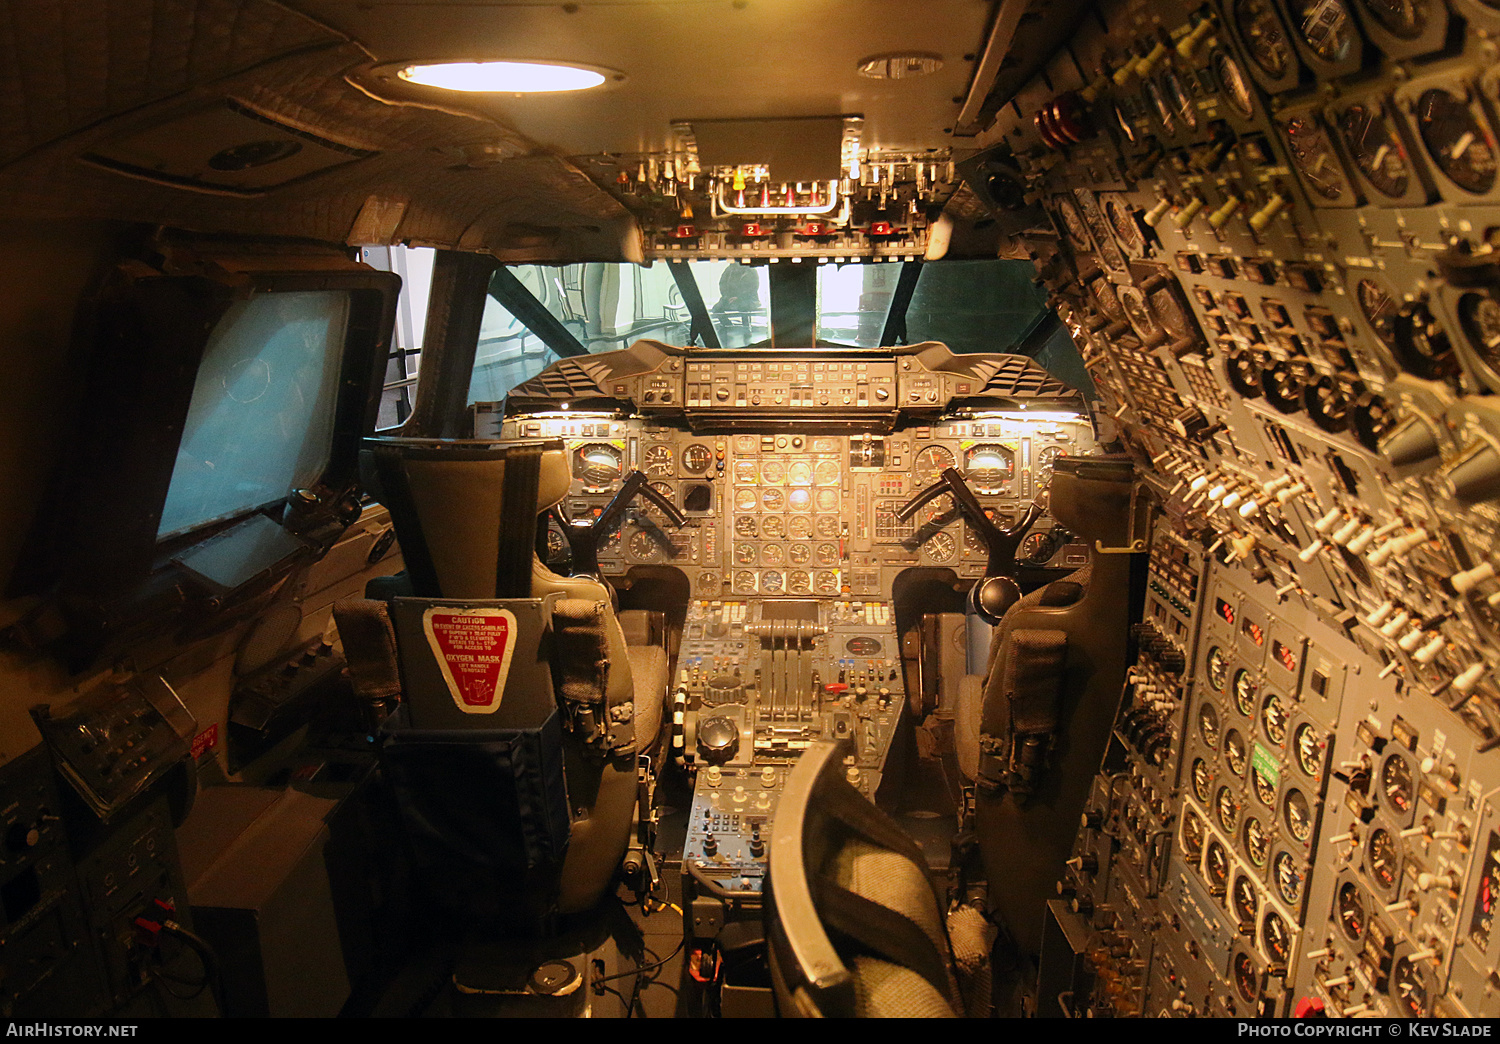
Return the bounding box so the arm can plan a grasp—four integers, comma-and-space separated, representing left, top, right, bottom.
0, 0, 344, 168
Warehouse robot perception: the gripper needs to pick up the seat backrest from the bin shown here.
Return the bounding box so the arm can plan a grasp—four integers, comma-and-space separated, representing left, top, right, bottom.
766, 742, 962, 1018
347, 436, 638, 924
972, 454, 1137, 956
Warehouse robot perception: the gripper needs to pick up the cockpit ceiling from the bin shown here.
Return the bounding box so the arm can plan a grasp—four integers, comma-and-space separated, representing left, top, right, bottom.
0, 0, 1040, 262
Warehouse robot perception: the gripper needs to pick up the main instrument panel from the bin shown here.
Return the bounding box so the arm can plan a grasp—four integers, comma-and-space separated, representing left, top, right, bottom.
484, 344, 1098, 600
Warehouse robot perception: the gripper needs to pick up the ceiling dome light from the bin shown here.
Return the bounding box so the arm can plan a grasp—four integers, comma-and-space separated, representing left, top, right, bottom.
397, 60, 613, 93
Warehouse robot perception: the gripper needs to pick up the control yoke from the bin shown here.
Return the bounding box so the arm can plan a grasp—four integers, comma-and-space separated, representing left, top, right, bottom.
551, 470, 687, 579
897, 467, 1043, 624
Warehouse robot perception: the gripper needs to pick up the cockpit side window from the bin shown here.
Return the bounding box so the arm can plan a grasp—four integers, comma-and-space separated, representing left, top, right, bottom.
362, 245, 436, 430
157, 291, 349, 540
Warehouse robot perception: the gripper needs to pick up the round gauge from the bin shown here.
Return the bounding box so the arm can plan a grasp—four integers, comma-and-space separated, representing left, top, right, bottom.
1144, 78, 1176, 135
1392, 956, 1430, 1017
815, 488, 838, 512
1261, 694, 1289, 746
1056, 197, 1094, 251
787, 488, 812, 511
964, 530, 986, 558
545, 526, 568, 564
914, 446, 955, 484
788, 570, 811, 594
1282, 787, 1313, 843
1182, 808, 1207, 861
600, 525, 622, 556
1198, 702, 1221, 749
1297, 0, 1356, 63
681, 443, 713, 474
735, 488, 758, 512
787, 461, 813, 486
788, 543, 811, 565
1207, 646, 1229, 692
1458, 292, 1500, 371
1392, 297, 1458, 379
813, 460, 841, 487
1293, 723, 1324, 778
761, 570, 784, 594
923, 494, 958, 528
1273, 851, 1304, 905
733, 459, 758, 484
817, 515, 841, 538
1192, 758, 1214, 802
1337, 103, 1411, 199
1234, 0, 1294, 78
644, 444, 675, 476
925, 531, 957, 562
762, 488, 785, 511
640, 481, 675, 524
1205, 839, 1231, 895
734, 570, 757, 594
965, 445, 1016, 494
1252, 765, 1278, 808
1244, 816, 1271, 868
1305, 374, 1349, 433
696, 571, 719, 595
1149, 286, 1193, 340
762, 516, 786, 539
1120, 285, 1162, 343
814, 570, 840, 594
1416, 88, 1498, 195
1217, 785, 1242, 833
735, 542, 757, 565
735, 515, 758, 537
1337, 881, 1366, 940
1367, 827, 1399, 889
1381, 754, 1413, 813
1232, 874, 1260, 927
1358, 0, 1430, 38
759, 459, 786, 485
1036, 446, 1066, 488
1357, 278, 1400, 347
1017, 531, 1055, 565
1262, 910, 1291, 963
1212, 50, 1256, 118
1285, 114, 1350, 201
572, 443, 623, 490
1224, 728, 1249, 778
788, 515, 813, 539
1233, 669, 1257, 716
762, 543, 784, 565
1232, 952, 1260, 1004
1160, 67, 1198, 132
1092, 278, 1125, 320
628, 530, 662, 561
816, 542, 839, 566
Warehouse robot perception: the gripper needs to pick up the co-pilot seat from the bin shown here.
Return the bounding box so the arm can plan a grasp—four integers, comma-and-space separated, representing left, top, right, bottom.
341, 437, 667, 927
953, 455, 1137, 957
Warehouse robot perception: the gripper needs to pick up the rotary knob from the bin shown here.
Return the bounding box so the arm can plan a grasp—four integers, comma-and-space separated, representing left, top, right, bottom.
696, 715, 740, 766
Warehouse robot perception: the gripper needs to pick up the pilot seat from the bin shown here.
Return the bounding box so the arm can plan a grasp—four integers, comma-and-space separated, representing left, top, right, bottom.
335, 437, 669, 933
953, 454, 1138, 957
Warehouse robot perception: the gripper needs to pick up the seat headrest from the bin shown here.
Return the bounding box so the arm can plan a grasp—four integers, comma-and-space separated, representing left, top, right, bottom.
362, 437, 571, 513
1048, 454, 1135, 544
360, 437, 570, 598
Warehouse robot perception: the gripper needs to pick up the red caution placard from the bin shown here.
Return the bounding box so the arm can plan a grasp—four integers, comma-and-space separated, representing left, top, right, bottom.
422, 607, 518, 714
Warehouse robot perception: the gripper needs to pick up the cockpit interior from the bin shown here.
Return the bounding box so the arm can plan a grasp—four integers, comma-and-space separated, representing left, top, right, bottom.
3, 0, 1500, 1020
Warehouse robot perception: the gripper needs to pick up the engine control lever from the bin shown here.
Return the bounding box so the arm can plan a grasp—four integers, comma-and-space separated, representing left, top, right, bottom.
551, 470, 685, 579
